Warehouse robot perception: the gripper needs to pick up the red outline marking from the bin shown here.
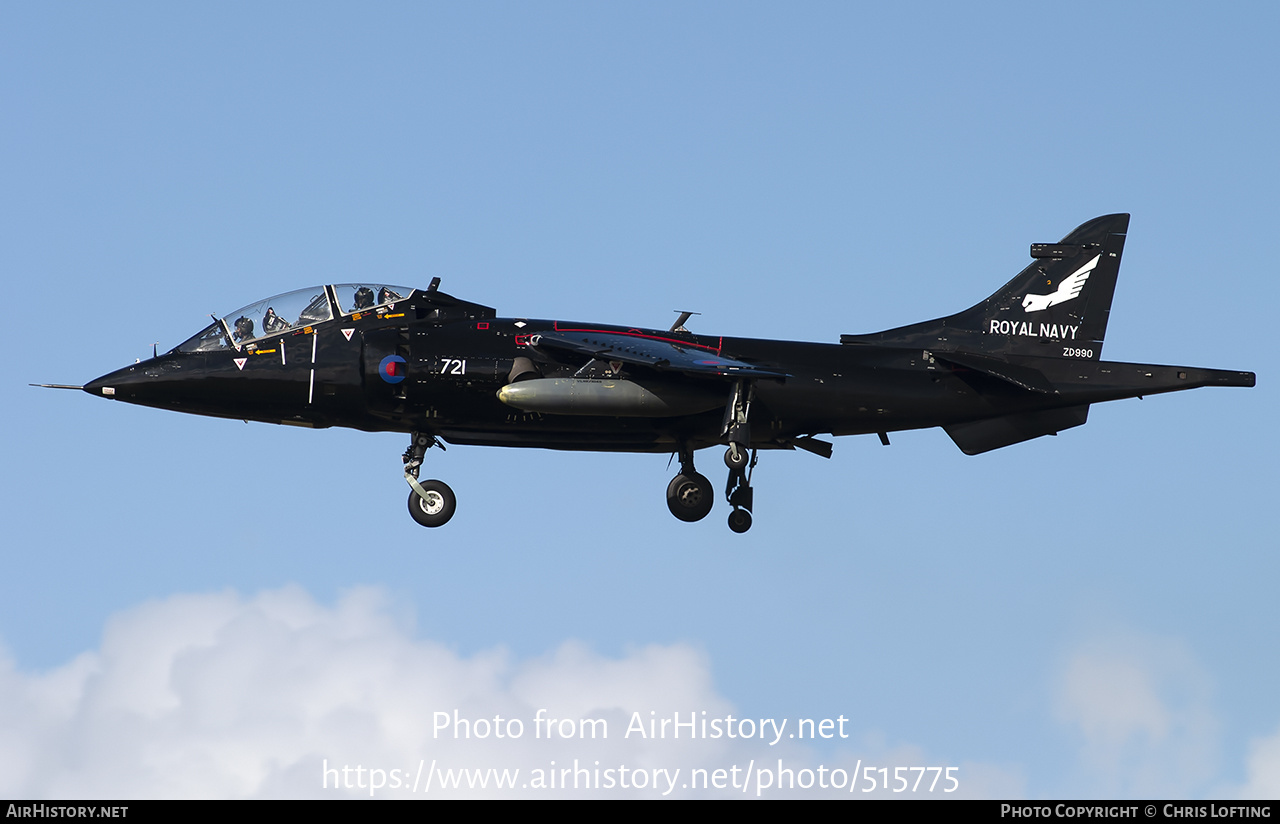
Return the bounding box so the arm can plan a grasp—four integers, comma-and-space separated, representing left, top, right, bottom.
551, 324, 722, 354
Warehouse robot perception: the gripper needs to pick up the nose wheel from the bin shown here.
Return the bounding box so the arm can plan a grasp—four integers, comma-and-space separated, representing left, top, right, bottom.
403, 431, 455, 528
408, 480, 456, 528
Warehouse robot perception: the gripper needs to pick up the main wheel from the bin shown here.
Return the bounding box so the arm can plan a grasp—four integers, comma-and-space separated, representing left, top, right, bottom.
666, 472, 714, 522
724, 445, 749, 471
727, 508, 753, 534
407, 480, 456, 528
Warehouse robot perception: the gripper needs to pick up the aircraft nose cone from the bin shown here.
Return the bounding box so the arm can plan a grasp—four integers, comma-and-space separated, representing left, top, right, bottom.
84, 362, 151, 400
85, 368, 124, 399
82, 353, 260, 419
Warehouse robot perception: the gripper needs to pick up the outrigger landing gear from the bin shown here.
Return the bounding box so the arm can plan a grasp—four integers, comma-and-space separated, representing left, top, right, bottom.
724, 443, 749, 471
722, 380, 756, 533
666, 444, 713, 523
724, 446, 757, 533
403, 431, 456, 528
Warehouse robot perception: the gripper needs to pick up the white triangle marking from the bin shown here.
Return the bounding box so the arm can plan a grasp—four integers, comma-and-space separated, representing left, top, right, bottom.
341, 328, 355, 341
234, 358, 247, 371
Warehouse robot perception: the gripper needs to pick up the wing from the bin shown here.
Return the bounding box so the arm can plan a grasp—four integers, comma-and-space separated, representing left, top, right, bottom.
531, 330, 788, 379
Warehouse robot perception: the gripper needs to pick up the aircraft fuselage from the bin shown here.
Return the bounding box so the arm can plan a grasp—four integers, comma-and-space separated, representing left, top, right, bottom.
85, 312, 1250, 451
66, 215, 1255, 532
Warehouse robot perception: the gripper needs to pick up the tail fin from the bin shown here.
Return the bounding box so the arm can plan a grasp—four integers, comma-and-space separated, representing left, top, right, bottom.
841, 214, 1129, 360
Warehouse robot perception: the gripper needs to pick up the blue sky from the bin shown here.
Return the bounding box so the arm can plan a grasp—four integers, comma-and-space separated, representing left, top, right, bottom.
3, 2, 1276, 798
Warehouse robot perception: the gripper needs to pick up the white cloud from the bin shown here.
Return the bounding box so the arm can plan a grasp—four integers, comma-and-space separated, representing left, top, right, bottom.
0, 585, 1020, 799
1053, 632, 1220, 797
1231, 724, 1280, 799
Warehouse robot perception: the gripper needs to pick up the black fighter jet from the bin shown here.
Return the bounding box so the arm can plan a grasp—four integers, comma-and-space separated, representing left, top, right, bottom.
42, 214, 1254, 533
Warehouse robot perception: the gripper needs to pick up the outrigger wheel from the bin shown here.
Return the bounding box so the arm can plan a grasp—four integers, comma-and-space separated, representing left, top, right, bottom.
666, 472, 714, 522
727, 508, 752, 534
724, 444, 749, 471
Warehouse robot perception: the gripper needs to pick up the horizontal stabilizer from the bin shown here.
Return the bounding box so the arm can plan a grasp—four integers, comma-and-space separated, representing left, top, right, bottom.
944, 405, 1089, 455
930, 352, 1058, 394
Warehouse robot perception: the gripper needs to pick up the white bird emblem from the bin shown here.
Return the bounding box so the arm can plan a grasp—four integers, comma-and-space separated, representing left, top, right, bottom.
1022, 254, 1100, 313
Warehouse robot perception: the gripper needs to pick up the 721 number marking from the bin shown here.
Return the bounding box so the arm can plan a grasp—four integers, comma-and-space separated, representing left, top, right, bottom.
441, 358, 467, 375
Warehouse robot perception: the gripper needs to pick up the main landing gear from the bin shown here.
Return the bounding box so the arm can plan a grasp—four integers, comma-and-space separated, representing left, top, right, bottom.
666, 445, 714, 523
665, 443, 757, 533
403, 432, 456, 528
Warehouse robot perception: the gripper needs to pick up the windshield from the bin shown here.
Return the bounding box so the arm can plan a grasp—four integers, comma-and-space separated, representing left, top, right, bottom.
174, 286, 334, 352
171, 283, 420, 354
225, 287, 332, 344
175, 319, 232, 353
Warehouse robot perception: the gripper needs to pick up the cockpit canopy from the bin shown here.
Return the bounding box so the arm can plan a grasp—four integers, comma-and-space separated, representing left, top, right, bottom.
175, 283, 413, 353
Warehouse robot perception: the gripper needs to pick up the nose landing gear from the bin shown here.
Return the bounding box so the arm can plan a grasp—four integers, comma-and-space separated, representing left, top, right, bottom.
403, 431, 455, 528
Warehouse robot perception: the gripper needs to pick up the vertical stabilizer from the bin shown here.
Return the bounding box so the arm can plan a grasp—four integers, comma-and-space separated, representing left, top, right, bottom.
841, 214, 1129, 360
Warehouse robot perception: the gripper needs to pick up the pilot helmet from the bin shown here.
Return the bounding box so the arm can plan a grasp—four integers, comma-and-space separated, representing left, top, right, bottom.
354, 287, 374, 309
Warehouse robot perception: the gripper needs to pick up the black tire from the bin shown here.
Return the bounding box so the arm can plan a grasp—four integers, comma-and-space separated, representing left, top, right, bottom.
724, 445, 749, 471
727, 508, 753, 534
407, 480, 456, 528
666, 472, 713, 522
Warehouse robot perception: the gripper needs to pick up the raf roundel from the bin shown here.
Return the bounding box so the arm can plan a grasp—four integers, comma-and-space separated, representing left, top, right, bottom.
379, 354, 407, 384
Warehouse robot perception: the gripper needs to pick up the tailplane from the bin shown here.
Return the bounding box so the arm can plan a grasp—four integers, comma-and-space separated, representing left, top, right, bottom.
841, 214, 1130, 360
